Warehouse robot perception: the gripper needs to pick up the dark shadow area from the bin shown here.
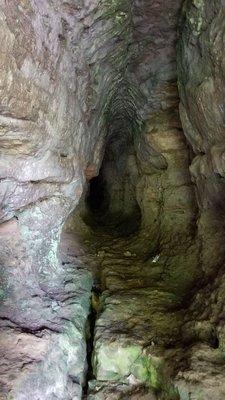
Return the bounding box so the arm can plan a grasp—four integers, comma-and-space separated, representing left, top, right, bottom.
84, 134, 141, 237
84, 172, 141, 236
86, 173, 109, 216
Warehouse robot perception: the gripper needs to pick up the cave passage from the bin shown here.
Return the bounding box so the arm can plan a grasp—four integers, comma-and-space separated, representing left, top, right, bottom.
87, 174, 109, 215
85, 161, 141, 236
84, 132, 142, 236
3, 1, 225, 400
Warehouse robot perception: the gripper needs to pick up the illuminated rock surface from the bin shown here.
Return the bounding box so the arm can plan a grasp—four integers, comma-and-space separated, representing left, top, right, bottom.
0, 1, 225, 399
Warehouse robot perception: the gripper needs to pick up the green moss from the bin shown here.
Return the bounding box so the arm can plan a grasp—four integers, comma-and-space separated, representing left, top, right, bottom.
192, 0, 204, 9
93, 342, 178, 397
185, 0, 205, 37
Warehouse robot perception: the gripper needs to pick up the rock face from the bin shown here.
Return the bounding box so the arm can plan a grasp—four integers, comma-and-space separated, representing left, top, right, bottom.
0, 1, 101, 398
176, 1, 225, 398
1, 1, 225, 400
0, 217, 92, 399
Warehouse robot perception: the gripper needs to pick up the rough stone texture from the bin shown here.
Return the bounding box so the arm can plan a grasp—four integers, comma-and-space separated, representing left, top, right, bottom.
2, 0, 225, 400
76, 1, 199, 397
0, 1, 103, 398
0, 0, 196, 399
177, 1, 225, 398
74, 230, 191, 400
0, 0, 195, 398
0, 220, 92, 399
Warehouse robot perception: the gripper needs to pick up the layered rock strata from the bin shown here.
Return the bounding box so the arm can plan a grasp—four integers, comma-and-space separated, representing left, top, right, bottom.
1, 1, 225, 400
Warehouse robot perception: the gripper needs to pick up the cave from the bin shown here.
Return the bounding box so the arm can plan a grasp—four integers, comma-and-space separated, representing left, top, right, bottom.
1, 1, 225, 400
85, 129, 141, 235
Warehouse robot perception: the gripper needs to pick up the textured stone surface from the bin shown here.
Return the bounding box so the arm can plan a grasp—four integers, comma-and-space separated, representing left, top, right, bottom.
176, 1, 225, 398
0, 1, 107, 398
0, 224, 92, 399
76, 232, 189, 400
2, 0, 225, 399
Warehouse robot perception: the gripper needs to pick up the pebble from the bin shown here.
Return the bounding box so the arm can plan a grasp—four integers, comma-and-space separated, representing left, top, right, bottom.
124, 251, 132, 257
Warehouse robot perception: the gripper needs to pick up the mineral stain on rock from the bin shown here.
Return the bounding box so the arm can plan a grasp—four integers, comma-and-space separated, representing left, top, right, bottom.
1, 1, 225, 399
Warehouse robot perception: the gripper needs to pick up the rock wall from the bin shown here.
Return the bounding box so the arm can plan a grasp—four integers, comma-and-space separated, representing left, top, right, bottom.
178, 0, 225, 279
0, 1, 104, 398
1, 0, 225, 399
177, 1, 225, 398
65, 1, 202, 399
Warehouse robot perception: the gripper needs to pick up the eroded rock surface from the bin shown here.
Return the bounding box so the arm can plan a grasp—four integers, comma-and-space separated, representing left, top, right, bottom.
1, 0, 225, 400
0, 1, 101, 398
176, 1, 225, 398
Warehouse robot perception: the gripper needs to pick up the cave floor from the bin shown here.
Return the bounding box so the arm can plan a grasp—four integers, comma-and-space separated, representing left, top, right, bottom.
60, 223, 225, 400
0, 222, 224, 399
61, 226, 185, 399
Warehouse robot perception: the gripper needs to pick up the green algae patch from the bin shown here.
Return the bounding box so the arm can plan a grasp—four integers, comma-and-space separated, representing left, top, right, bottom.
93, 343, 142, 381
93, 341, 177, 395
185, 0, 205, 37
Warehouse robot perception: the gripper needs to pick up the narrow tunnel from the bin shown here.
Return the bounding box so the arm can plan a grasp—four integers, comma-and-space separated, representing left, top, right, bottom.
1, 1, 225, 400
83, 76, 144, 236
85, 132, 142, 236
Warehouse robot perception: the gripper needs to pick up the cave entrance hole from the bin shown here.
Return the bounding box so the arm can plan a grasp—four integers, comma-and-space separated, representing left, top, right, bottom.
84, 135, 142, 237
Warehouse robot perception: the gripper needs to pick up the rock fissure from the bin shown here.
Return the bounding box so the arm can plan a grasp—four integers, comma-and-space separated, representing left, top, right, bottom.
83, 287, 101, 399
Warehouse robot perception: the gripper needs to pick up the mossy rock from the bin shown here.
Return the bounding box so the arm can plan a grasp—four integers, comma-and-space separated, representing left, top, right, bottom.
93, 341, 178, 397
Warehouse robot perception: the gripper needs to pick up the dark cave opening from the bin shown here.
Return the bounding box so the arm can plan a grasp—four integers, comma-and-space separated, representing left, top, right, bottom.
83, 73, 145, 237
86, 173, 109, 216
84, 138, 141, 236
